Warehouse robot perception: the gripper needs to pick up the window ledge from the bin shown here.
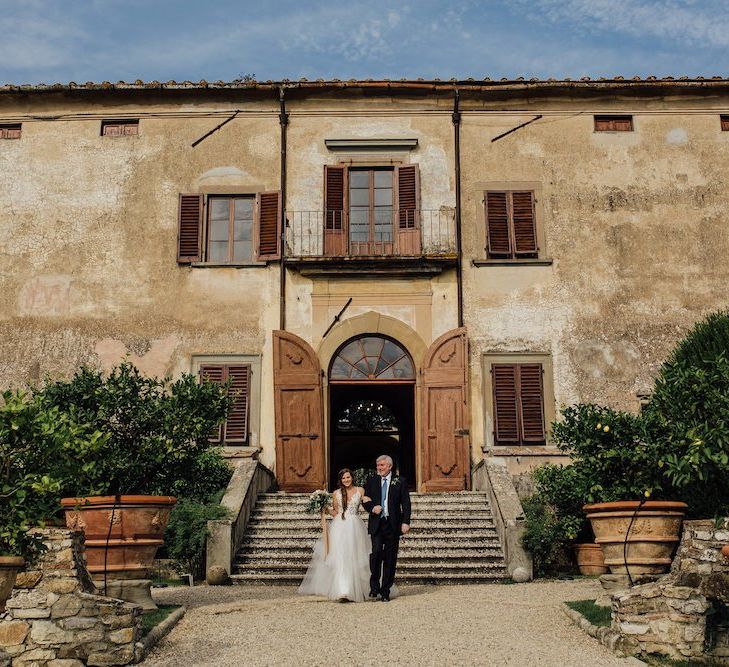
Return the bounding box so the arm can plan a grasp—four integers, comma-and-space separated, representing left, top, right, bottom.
190, 261, 268, 268
484, 446, 565, 457
472, 258, 553, 267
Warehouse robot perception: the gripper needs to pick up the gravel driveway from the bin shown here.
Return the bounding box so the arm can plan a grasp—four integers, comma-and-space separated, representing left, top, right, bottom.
143, 579, 632, 666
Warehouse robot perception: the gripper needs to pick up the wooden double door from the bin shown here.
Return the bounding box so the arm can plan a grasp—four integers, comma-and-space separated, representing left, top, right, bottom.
273, 328, 470, 492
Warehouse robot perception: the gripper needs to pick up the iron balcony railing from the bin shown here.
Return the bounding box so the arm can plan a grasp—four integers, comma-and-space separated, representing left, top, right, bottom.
284, 209, 457, 258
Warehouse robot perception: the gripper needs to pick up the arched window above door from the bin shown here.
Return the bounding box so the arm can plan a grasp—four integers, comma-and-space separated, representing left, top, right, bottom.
330, 336, 415, 381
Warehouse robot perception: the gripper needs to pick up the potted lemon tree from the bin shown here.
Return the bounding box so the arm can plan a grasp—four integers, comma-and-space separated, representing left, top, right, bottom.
37, 363, 231, 604
0, 389, 104, 610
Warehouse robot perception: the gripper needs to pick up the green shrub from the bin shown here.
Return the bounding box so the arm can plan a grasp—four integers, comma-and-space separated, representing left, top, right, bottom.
643, 312, 729, 518
551, 403, 663, 501
169, 448, 233, 504
665, 310, 729, 370
36, 363, 232, 498
164, 498, 230, 579
0, 390, 106, 559
522, 464, 589, 576
522, 496, 574, 577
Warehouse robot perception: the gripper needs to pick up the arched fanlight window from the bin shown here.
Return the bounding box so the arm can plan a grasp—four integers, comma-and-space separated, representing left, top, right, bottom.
330, 336, 415, 380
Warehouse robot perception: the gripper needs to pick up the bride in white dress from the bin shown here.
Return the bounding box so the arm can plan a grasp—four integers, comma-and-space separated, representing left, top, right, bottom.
297, 469, 371, 602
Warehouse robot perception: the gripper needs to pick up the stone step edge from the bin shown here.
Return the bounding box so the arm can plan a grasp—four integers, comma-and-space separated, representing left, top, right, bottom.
229, 574, 508, 583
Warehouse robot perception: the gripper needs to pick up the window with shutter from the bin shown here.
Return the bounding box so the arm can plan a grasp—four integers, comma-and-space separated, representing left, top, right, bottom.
594, 115, 633, 132
101, 119, 139, 136
485, 190, 537, 259
0, 124, 21, 140
325, 165, 346, 231
492, 362, 546, 445
721, 115, 729, 132
177, 194, 203, 263
255, 191, 281, 261
199, 363, 251, 444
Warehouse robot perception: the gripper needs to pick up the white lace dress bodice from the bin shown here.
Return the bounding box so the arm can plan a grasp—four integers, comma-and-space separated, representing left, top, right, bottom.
297, 489, 371, 602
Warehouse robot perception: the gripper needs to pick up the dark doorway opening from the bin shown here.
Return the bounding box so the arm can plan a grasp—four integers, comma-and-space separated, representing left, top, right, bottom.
329, 384, 416, 490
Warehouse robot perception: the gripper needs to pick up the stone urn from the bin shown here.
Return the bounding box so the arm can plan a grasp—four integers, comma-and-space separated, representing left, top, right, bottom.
573, 542, 609, 575
61, 495, 176, 609
584, 501, 687, 577
0, 556, 25, 612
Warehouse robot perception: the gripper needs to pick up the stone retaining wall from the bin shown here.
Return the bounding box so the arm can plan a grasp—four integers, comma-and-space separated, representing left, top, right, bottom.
611, 518, 729, 662
0, 529, 141, 666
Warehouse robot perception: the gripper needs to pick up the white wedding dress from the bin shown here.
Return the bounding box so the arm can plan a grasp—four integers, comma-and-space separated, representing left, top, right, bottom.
297, 489, 371, 602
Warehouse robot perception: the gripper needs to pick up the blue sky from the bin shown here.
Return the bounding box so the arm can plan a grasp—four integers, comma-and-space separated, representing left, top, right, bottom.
1, 0, 727, 84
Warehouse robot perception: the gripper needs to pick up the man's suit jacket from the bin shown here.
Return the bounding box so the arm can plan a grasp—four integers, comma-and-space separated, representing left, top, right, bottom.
362, 475, 412, 536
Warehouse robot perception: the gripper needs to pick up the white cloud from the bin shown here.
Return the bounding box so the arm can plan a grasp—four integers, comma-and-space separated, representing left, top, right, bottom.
525, 0, 729, 49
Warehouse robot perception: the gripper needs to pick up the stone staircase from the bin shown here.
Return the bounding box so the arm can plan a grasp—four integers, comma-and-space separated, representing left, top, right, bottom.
231, 491, 508, 585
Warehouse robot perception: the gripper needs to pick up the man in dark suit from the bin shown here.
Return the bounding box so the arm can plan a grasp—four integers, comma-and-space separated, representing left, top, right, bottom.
362, 454, 411, 602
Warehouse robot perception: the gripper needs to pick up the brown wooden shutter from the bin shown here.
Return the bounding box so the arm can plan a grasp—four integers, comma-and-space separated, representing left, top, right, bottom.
199, 365, 225, 442
324, 165, 347, 256
395, 164, 420, 255
511, 191, 537, 256
177, 194, 203, 263
519, 364, 545, 443
255, 191, 282, 261
492, 364, 519, 443
0, 124, 21, 139
486, 191, 511, 257
721, 115, 729, 131
594, 115, 633, 132
224, 365, 251, 442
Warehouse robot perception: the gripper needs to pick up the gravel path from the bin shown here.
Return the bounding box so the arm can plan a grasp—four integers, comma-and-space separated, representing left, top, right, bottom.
143, 580, 631, 667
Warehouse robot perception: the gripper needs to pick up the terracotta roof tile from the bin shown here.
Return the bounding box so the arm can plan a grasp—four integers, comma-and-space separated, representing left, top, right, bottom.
1, 77, 729, 94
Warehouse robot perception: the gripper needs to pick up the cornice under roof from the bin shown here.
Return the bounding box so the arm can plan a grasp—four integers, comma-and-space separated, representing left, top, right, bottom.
2, 77, 729, 95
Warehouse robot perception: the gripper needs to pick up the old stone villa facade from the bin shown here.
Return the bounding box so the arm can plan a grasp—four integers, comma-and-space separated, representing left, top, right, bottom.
1, 78, 728, 492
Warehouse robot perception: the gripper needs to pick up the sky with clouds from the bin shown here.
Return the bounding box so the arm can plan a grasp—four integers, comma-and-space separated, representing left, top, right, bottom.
1, 0, 727, 84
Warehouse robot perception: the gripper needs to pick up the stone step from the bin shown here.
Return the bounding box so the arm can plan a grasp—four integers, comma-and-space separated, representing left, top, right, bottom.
243, 528, 500, 541
230, 570, 507, 584
239, 558, 505, 577
258, 492, 491, 498
251, 511, 494, 521
236, 551, 506, 564
256, 496, 490, 506
238, 544, 502, 555
248, 519, 497, 531
239, 536, 502, 550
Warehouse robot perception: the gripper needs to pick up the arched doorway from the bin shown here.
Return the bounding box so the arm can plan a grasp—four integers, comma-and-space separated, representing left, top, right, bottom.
328, 335, 416, 488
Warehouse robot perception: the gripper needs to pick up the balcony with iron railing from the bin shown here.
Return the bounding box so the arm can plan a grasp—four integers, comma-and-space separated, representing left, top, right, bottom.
284, 208, 457, 275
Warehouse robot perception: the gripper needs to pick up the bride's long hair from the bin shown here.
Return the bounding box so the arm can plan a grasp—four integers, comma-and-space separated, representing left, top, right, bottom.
337, 468, 353, 520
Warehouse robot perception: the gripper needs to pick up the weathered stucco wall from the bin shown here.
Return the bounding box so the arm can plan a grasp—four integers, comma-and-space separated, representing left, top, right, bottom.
2, 87, 728, 478
461, 96, 729, 465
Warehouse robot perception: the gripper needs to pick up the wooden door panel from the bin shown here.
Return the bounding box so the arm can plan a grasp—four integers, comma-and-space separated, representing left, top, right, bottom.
273, 331, 325, 491
421, 328, 470, 491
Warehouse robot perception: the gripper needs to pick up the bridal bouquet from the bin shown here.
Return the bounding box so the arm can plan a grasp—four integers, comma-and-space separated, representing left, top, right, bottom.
305, 489, 332, 514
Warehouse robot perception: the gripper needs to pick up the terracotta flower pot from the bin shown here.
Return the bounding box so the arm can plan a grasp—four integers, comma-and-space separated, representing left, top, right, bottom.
573, 542, 609, 575
0, 556, 25, 612
61, 495, 176, 579
584, 500, 687, 577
